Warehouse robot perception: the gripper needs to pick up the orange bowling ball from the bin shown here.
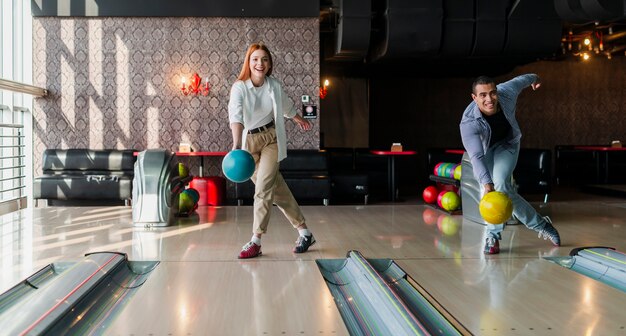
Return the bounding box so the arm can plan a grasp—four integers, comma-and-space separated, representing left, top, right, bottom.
479, 191, 513, 224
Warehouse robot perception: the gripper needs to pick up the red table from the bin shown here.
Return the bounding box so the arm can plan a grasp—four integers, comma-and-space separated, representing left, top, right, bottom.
175, 151, 227, 177
370, 150, 417, 202
573, 146, 626, 184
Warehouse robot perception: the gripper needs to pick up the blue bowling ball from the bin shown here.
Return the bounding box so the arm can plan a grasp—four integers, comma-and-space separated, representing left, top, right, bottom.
222, 149, 255, 183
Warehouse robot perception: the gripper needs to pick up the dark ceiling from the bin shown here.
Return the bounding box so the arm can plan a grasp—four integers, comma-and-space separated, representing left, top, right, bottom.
319, 0, 626, 77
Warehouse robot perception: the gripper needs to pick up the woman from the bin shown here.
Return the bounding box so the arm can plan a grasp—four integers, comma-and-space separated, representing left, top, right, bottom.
228, 43, 314, 259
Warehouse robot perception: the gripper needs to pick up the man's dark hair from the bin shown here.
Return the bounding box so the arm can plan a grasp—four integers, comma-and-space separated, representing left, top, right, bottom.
472, 76, 495, 93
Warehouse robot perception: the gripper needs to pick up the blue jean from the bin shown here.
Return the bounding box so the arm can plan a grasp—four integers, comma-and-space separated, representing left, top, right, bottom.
483, 142, 546, 238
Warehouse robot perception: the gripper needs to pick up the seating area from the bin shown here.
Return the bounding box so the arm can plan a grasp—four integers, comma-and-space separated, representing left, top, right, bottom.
514, 148, 552, 202
234, 148, 390, 205
326, 148, 370, 205
235, 149, 332, 205
555, 145, 626, 186
33, 149, 136, 206
31, 146, 558, 207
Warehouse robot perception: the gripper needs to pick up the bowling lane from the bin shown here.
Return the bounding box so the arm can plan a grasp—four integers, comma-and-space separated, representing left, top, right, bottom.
2, 198, 626, 334
397, 257, 626, 336
104, 260, 349, 335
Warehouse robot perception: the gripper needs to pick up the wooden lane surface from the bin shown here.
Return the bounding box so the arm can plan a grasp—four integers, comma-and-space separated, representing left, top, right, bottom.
1, 200, 626, 334
105, 261, 349, 335
397, 258, 626, 335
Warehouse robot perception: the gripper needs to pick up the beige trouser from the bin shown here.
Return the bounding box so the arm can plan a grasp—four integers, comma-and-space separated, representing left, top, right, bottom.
245, 127, 305, 234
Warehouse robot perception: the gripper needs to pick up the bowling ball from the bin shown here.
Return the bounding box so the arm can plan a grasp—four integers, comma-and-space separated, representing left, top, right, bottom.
453, 165, 462, 180
479, 191, 513, 224
437, 190, 448, 208
437, 163, 451, 177
444, 164, 456, 178
183, 188, 200, 204
222, 149, 255, 183
422, 185, 439, 204
433, 163, 443, 175
179, 191, 195, 213
440, 191, 460, 211
178, 163, 189, 178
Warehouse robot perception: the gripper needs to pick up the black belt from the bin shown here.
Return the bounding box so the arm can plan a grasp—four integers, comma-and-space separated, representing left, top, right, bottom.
248, 120, 274, 134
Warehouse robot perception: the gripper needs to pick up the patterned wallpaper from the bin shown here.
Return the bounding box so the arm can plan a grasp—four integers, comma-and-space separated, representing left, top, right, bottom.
32, 17, 320, 177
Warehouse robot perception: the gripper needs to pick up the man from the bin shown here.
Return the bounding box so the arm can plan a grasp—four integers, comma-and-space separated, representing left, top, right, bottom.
460, 74, 560, 254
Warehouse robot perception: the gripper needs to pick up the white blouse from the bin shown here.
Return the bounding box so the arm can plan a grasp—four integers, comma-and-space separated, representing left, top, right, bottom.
228, 76, 297, 161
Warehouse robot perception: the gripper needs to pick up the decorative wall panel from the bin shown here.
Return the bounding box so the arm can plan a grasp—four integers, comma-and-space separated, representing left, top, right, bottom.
32, 17, 320, 177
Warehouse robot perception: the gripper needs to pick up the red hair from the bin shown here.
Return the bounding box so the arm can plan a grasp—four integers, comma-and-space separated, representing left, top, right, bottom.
237, 43, 273, 81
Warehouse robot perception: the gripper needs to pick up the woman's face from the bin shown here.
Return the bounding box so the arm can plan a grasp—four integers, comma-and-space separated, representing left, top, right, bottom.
249, 49, 271, 80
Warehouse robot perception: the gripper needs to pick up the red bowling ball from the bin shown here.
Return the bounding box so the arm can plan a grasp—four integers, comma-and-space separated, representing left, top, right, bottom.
422, 185, 439, 204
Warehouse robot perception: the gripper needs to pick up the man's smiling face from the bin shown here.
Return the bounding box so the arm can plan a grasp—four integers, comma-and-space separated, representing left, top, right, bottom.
472, 83, 498, 116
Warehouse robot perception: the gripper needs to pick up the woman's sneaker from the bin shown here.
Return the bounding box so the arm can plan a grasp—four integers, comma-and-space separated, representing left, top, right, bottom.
536, 216, 561, 246
293, 234, 316, 253
238, 241, 262, 259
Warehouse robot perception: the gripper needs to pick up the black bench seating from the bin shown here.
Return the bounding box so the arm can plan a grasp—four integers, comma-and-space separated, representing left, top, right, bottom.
33, 149, 136, 206
235, 149, 331, 206
327, 148, 369, 205
514, 148, 552, 203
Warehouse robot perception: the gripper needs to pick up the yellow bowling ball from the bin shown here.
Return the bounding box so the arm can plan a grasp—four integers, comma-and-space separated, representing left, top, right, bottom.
479, 191, 513, 224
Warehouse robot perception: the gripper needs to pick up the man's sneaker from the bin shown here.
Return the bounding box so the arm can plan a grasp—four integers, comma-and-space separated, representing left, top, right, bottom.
238, 242, 262, 259
536, 216, 561, 246
293, 234, 316, 253
483, 236, 500, 254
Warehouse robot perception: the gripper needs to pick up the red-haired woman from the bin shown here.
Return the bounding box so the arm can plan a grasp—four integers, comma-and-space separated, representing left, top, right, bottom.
228, 43, 314, 259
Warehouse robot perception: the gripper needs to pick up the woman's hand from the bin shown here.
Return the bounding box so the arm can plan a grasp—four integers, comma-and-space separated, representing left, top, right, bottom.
293, 114, 312, 131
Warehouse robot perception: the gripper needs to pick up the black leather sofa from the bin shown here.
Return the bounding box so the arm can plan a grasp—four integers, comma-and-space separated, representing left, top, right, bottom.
327, 148, 369, 204
555, 145, 626, 186
33, 149, 136, 206
554, 145, 599, 186
514, 148, 552, 202
235, 149, 331, 205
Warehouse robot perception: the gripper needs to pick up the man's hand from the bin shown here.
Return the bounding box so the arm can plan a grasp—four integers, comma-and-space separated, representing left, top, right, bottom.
484, 183, 495, 194
531, 77, 541, 91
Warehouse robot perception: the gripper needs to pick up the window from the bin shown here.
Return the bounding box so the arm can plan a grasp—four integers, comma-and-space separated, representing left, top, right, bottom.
0, 0, 34, 211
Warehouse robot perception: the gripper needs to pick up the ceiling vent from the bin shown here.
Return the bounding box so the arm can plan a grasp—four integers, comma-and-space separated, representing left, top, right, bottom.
370, 0, 443, 61
555, 0, 624, 22
334, 0, 372, 60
